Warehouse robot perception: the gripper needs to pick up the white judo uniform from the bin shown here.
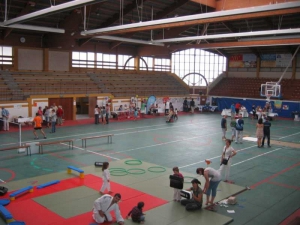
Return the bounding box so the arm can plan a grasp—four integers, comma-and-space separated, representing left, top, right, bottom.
92, 194, 124, 223
100, 169, 110, 192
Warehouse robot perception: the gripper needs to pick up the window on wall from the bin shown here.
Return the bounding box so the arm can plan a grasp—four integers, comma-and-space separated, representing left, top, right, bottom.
0, 46, 13, 65
140, 57, 153, 71
118, 55, 134, 70
72, 51, 95, 68
155, 58, 171, 72
171, 49, 227, 86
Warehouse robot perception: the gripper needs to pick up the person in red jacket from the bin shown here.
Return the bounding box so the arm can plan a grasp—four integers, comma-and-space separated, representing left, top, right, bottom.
56, 106, 64, 126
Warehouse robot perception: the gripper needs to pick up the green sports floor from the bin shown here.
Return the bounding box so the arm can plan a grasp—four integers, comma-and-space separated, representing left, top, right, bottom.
0, 112, 299, 225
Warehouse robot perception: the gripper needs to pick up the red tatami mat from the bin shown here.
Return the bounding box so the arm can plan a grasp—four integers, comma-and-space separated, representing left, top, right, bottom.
6, 199, 63, 224
2, 174, 168, 225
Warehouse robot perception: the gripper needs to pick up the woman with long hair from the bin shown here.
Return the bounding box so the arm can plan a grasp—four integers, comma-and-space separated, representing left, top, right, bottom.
256, 118, 264, 147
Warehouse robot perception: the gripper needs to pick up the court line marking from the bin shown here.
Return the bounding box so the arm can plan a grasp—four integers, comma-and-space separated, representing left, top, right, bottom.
1, 118, 220, 147
179, 145, 257, 169
278, 131, 300, 140
60, 143, 121, 160
231, 147, 282, 166
110, 131, 223, 155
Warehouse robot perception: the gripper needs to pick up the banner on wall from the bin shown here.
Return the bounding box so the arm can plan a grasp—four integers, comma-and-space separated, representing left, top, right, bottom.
276, 54, 292, 67
261, 54, 276, 67
229, 54, 256, 68
282, 105, 289, 110
274, 100, 282, 109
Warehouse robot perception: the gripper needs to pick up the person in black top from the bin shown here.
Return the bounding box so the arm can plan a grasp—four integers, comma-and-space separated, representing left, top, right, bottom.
190, 98, 195, 113
261, 118, 271, 147
126, 202, 145, 224
183, 98, 188, 112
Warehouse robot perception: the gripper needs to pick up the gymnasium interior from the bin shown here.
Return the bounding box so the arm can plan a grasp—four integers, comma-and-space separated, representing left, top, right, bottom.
0, 0, 299, 225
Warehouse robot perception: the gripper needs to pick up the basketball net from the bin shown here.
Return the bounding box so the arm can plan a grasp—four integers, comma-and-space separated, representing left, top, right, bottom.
266, 94, 272, 102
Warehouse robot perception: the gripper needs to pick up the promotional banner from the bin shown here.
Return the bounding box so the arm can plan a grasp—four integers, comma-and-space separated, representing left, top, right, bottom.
276, 54, 292, 67
274, 100, 282, 109
229, 54, 256, 68
146, 96, 156, 113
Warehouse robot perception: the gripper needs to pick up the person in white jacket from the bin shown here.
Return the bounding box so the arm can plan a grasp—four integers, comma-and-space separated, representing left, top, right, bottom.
92, 193, 124, 224
100, 162, 111, 194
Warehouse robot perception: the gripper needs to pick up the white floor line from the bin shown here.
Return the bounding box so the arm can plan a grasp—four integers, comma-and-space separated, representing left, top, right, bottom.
112, 131, 222, 154
60, 143, 120, 160
179, 145, 257, 169
278, 131, 300, 140
231, 147, 282, 166
2, 118, 219, 146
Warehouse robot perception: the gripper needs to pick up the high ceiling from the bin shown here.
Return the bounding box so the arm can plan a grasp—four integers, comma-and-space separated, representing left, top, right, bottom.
0, 0, 300, 57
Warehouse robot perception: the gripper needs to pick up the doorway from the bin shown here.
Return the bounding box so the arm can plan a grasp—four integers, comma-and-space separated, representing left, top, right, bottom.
76, 97, 97, 119
48, 98, 73, 120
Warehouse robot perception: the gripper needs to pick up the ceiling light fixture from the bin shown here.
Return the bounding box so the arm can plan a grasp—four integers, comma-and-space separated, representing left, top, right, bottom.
4, 0, 106, 26
154, 28, 300, 43
0, 23, 65, 33
93, 35, 164, 46
81, 1, 300, 36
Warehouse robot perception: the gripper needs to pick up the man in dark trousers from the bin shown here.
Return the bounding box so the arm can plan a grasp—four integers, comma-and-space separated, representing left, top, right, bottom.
261, 118, 271, 147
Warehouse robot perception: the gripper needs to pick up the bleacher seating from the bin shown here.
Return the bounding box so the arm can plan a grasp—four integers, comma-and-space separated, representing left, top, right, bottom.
0, 70, 189, 99
209, 77, 300, 101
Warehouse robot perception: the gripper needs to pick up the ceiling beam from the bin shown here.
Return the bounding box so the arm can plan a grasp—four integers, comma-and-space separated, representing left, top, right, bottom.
189, 0, 216, 8
168, 38, 300, 51
44, 2, 107, 48
3, 0, 106, 26
2, 0, 37, 39
99, 0, 150, 28
80, 2, 300, 36
108, 0, 190, 49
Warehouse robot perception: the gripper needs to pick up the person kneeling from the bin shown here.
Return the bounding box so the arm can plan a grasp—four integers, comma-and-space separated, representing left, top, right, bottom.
181, 179, 203, 211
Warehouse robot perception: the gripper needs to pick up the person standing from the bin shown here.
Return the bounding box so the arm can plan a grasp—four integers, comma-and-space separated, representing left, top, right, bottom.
256, 118, 264, 148
44, 106, 50, 128
1, 107, 9, 131
230, 118, 236, 141
190, 98, 195, 113
235, 102, 241, 115
165, 101, 170, 115
92, 193, 124, 225
196, 167, 221, 206
220, 139, 237, 182
33, 113, 47, 139
183, 98, 188, 112
49, 109, 57, 133
100, 162, 111, 194
230, 103, 235, 118
180, 179, 203, 211
105, 104, 110, 124
94, 105, 99, 124
56, 106, 64, 126
221, 115, 227, 140
235, 115, 244, 144
172, 167, 184, 202
262, 118, 271, 148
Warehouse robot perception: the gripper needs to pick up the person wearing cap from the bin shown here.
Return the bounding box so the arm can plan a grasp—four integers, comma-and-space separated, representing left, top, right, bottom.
92, 193, 124, 224
180, 178, 203, 211
1, 107, 9, 131
126, 201, 145, 224
196, 167, 221, 205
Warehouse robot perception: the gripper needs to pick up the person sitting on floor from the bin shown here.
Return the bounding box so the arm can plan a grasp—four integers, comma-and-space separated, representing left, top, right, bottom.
181, 178, 203, 211
92, 193, 124, 225
126, 202, 146, 224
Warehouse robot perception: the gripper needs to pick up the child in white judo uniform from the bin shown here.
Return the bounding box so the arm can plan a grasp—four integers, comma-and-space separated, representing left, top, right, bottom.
100, 162, 111, 194
92, 193, 124, 224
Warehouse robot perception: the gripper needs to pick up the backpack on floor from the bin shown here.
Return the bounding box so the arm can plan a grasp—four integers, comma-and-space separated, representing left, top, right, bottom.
0, 186, 8, 196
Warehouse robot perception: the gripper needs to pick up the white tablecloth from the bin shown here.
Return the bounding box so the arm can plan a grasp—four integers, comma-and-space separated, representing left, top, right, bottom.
221, 109, 248, 117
